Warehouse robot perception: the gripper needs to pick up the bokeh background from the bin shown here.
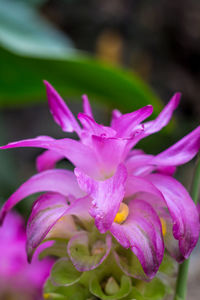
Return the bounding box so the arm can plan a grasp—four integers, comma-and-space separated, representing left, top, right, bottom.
0, 1, 199, 299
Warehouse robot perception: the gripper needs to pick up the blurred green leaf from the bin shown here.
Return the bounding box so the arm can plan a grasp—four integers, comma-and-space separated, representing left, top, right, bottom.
51, 257, 82, 286
139, 278, 167, 300
0, 0, 74, 58
0, 47, 162, 114
0, 0, 162, 114
44, 277, 91, 300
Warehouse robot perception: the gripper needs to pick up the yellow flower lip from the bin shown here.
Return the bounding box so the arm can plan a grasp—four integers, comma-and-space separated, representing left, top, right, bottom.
114, 203, 129, 224
160, 218, 167, 236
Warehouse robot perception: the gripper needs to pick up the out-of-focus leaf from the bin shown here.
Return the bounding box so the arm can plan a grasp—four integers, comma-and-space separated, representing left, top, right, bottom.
0, 47, 161, 114
20, 0, 48, 6
0, 0, 162, 113
44, 277, 91, 300
0, 0, 74, 58
50, 258, 82, 287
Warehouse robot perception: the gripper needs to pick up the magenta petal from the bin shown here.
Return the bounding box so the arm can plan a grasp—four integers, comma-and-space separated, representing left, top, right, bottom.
91, 136, 128, 176
147, 174, 200, 260
36, 150, 64, 172
27, 193, 91, 261
0, 136, 100, 178
82, 94, 93, 118
78, 113, 116, 137
152, 126, 200, 166
111, 109, 122, 128
75, 164, 127, 233
26, 192, 68, 260
0, 169, 83, 225
112, 105, 153, 137
143, 93, 181, 135
44, 81, 81, 134
111, 199, 164, 279
67, 232, 112, 271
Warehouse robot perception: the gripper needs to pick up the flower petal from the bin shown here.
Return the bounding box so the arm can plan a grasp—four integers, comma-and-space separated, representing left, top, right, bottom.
143, 93, 181, 135
75, 164, 127, 233
111, 199, 164, 279
44, 81, 81, 134
67, 232, 112, 271
36, 150, 64, 172
82, 94, 93, 118
147, 174, 200, 261
0, 169, 83, 225
0, 136, 100, 178
152, 126, 200, 166
78, 113, 116, 137
91, 136, 128, 177
26, 193, 91, 261
111, 105, 153, 137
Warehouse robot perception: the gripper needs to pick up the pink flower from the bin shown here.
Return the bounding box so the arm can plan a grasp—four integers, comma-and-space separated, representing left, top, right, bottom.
0, 211, 52, 299
0, 81, 199, 280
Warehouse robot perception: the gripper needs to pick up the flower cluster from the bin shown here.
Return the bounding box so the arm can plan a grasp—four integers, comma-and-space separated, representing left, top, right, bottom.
0, 211, 52, 300
0, 82, 199, 298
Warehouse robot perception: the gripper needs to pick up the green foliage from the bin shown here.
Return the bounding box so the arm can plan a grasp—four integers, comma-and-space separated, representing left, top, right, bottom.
39, 240, 68, 260
50, 258, 82, 286
0, 0, 74, 57
0, 47, 162, 115
44, 278, 90, 300
90, 275, 132, 300
137, 277, 167, 300
0, 0, 162, 113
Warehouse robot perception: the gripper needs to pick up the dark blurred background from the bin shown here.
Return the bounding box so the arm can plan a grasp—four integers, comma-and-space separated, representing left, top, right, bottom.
0, 1, 199, 298
1, 0, 199, 197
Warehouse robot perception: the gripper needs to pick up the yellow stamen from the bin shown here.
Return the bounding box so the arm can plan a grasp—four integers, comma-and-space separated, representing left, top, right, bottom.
160, 218, 167, 236
114, 203, 129, 224
43, 293, 50, 299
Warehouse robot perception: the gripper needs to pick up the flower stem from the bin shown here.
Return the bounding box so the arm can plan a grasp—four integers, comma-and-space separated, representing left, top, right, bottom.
174, 155, 200, 300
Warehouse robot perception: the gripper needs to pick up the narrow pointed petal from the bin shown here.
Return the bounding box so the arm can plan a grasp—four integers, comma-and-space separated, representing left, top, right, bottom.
67, 232, 112, 271
0, 136, 100, 178
125, 153, 176, 176
78, 113, 116, 137
111, 199, 164, 279
152, 126, 200, 166
143, 93, 181, 135
44, 81, 81, 134
27, 193, 91, 261
111, 109, 122, 128
82, 94, 93, 118
0, 169, 84, 225
147, 174, 200, 260
36, 150, 64, 172
75, 164, 127, 233
112, 105, 153, 137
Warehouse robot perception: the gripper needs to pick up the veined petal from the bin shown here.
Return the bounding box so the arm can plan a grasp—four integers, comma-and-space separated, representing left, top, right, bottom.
0, 169, 84, 225
78, 113, 116, 137
147, 174, 200, 260
44, 81, 81, 135
143, 93, 181, 135
75, 164, 127, 233
26, 193, 91, 261
36, 150, 64, 172
111, 199, 164, 279
112, 105, 153, 137
152, 126, 200, 166
0, 136, 100, 178
125, 153, 176, 176
82, 94, 93, 118
91, 136, 128, 177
